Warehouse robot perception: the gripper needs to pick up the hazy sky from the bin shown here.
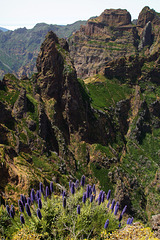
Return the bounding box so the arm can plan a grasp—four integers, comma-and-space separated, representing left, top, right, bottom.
1, 0, 160, 30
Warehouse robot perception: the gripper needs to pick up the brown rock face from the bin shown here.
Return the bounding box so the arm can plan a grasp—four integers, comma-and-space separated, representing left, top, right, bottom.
98, 9, 131, 27
36, 31, 89, 140
137, 6, 160, 27
36, 31, 115, 146
69, 9, 137, 79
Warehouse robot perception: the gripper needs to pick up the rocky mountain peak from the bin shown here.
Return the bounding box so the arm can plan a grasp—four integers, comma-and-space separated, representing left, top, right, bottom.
97, 8, 131, 27
137, 6, 160, 27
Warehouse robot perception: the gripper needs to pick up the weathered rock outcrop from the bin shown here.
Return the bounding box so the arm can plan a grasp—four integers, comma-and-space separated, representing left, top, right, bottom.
36, 31, 111, 145
138, 21, 153, 50
12, 88, 27, 119
69, 9, 138, 79
137, 6, 160, 28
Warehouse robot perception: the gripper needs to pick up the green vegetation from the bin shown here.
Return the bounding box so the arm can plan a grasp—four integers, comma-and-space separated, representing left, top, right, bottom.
85, 74, 132, 110
1, 177, 124, 239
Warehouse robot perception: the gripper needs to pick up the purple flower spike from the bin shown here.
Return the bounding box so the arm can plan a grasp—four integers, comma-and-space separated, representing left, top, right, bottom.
122, 205, 127, 215
86, 185, 90, 198
20, 194, 25, 205
25, 203, 31, 217
71, 183, 75, 195
92, 184, 96, 193
107, 199, 110, 208
106, 190, 111, 200
81, 175, 85, 187
69, 180, 72, 189
90, 194, 93, 203
11, 205, 15, 216
62, 190, 66, 198
46, 186, 50, 197
104, 219, 109, 229
50, 181, 54, 193
6, 205, 10, 215
75, 180, 79, 189
110, 199, 115, 212
82, 192, 86, 203
77, 205, 80, 214
119, 213, 123, 222
114, 202, 119, 215
38, 198, 42, 209
10, 209, 14, 219
30, 189, 36, 202
98, 196, 101, 205
18, 200, 24, 212
39, 182, 43, 194
36, 190, 41, 200
27, 197, 31, 206
101, 192, 105, 203
20, 214, 25, 224
127, 218, 130, 224
37, 208, 42, 220
63, 197, 66, 209
127, 217, 133, 224
24, 195, 27, 204
119, 223, 121, 228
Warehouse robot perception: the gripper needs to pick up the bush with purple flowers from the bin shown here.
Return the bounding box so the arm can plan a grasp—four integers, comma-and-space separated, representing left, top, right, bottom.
2, 176, 132, 239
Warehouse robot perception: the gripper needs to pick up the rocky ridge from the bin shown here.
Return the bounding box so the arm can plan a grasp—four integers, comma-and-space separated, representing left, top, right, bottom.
69, 6, 160, 79
0, 6, 160, 231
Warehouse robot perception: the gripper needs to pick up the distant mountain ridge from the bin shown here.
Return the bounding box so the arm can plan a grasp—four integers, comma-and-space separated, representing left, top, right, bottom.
0, 27, 9, 32
0, 21, 87, 79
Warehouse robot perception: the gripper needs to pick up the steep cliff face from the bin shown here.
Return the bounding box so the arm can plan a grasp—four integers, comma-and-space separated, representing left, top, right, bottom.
69, 7, 160, 80
69, 9, 138, 79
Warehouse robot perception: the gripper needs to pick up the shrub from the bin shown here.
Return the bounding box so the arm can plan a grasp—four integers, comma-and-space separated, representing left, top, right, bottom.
4, 176, 130, 239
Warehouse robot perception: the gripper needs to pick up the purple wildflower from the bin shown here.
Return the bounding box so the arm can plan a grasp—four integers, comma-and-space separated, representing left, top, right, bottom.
10, 209, 14, 219
39, 182, 43, 194
30, 189, 36, 202
18, 200, 24, 212
110, 199, 115, 212
38, 198, 42, 209
104, 219, 109, 229
46, 186, 50, 197
77, 205, 80, 214
20, 194, 25, 205
122, 205, 127, 215
119, 223, 121, 228
127, 218, 131, 224
25, 203, 31, 217
106, 190, 111, 200
86, 185, 90, 198
62, 190, 66, 198
69, 180, 72, 189
92, 184, 96, 193
27, 197, 31, 206
71, 183, 75, 194
82, 192, 86, 203
81, 175, 85, 187
37, 208, 42, 220
119, 213, 123, 222
90, 194, 93, 203
75, 180, 79, 189
101, 191, 105, 203
107, 199, 110, 208
63, 197, 66, 209
20, 214, 25, 224
36, 190, 41, 200
114, 202, 119, 215
50, 181, 54, 193
6, 205, 10, 215
11, 205, 15, 217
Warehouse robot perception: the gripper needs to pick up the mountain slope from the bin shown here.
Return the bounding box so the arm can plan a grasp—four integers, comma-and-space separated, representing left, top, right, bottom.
0, 27, 9, 32
0, 21, 86, 79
